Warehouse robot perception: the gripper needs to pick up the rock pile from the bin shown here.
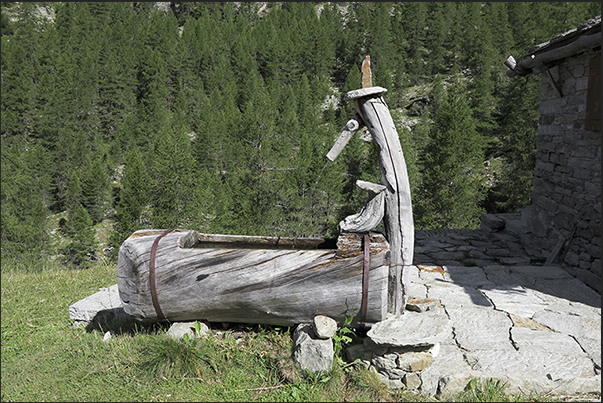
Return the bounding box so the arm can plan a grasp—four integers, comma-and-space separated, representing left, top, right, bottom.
292, 317, 336, 375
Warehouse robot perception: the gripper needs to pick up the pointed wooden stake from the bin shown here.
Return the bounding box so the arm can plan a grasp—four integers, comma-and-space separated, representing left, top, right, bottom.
361, 55, 372, 88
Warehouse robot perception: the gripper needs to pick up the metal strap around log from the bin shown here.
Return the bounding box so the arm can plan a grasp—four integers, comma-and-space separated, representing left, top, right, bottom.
149, 228, 175, 322
360, 233, 370, 327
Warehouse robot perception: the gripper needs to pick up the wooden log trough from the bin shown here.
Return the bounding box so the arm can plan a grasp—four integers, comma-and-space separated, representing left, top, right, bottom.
117, 55, 415, 329
117, 229, 391, 327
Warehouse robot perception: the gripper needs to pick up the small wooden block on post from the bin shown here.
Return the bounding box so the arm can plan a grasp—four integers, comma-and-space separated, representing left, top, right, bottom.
361, 55, 372, 88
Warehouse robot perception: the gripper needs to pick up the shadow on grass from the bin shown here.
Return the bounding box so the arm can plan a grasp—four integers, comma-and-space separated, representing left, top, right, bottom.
82, 309, 171, 335
82, 312, 302, 339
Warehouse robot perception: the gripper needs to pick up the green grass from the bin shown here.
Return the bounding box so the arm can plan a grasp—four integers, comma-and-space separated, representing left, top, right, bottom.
1, 261, 597, 402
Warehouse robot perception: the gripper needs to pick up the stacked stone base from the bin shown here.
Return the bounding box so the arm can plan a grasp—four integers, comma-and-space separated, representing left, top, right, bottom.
344, 302, 452, 392
347, 338, 438, 390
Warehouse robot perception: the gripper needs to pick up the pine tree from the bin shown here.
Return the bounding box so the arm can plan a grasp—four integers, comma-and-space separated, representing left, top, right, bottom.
363, 2, 396, 91
94, 3, 140, 146
391, 107, 421, 201
135, 46, 171, 151
1, 142, 51, 261
52, 129, 89, 210
112, 145, 151, 249
399, 2, 428, 81
315, 3, 341, 82
487, 75, 540, 213
148, 123, 210, 230
65, 170, 83, 235
3, 0, 599, 261
339, 64, 362, 125
81, 156, 111, 225
505, 2, 534, 54
0, 38, 35, 139
405, 105, 431, 229
333, 5, 362, 88
418, 79, 485, 229
61, 204, 97, 268
424, 3, 455, 76
229, 77, 282, 235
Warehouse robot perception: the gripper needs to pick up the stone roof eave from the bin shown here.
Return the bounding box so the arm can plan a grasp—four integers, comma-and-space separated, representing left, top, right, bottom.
504, 15, 601, 78
504, 31, 600, 78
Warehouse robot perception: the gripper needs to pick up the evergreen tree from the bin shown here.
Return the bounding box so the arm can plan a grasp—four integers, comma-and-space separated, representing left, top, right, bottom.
339, 63, 362, 125
61, 204, 97, 269
64, 170, 83, 235
405, 105, 431, 228
141, 5, 180, 105
285, 75, 344, 237
418, 79, 485, 229
229, 77, 282, 234
505, 2, 534, 53
333, 4, 362, 87
424, 3, 456, 76
81, 156, 111, 224
487, 75, 540, 213
1, 142, 51, 261
363, 2, 397, 92
399, 2, 429, 81
391, 107, 421, 202
135, 46, 171, 151
484, 2, 514, 60
52, 129, 89, 210
315, 3, 342, 82
2, 0, 600, 263
148, 124, 210, 230
94, 3, 140, 148
112, 145, 150, 249
0, 37, 35, 139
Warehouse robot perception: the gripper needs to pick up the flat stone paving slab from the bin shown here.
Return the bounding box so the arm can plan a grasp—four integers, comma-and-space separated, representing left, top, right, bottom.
406, 263, 601, 399
367, 307, 452, 347
68, 284, 128, 328
480, 285, 550, 318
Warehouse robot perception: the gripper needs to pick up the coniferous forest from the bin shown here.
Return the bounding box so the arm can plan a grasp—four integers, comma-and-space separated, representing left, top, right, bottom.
1, 2, 600, 268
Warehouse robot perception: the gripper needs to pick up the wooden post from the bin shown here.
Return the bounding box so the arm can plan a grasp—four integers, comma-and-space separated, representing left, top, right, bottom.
342, 86, 415, 316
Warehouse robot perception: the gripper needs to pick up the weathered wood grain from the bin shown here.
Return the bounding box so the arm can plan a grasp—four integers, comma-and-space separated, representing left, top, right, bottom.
117, 230, 390, 327
345, 87, 415, 316
340, 181, 386, 233
361, 55, 373, 88
326, 113, 362, 162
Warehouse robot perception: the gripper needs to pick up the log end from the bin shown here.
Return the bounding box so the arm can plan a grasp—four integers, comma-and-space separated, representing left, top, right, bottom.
178, 230, 199, 248
336, 232, 389, 258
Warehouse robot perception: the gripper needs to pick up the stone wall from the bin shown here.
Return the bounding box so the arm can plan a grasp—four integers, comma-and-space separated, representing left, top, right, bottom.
521, 48, 601, 292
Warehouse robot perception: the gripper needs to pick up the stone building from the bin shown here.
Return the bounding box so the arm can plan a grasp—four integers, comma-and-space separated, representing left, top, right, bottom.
504, 15, 601, 292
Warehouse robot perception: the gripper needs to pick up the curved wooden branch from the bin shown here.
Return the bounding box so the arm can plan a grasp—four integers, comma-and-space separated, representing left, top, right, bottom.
345, 87, 415, 316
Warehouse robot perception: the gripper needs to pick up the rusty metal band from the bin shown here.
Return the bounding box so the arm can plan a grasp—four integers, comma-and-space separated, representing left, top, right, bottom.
360, 233, 370, 326
149, 228, 175, 322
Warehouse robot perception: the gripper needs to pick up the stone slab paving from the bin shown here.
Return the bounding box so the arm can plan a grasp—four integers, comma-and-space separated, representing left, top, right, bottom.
367, 307, 452, 347
407, 228, 601, 399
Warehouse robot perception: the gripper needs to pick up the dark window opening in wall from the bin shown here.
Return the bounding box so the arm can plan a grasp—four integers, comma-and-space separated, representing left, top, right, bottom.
585, 54, 601, 131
